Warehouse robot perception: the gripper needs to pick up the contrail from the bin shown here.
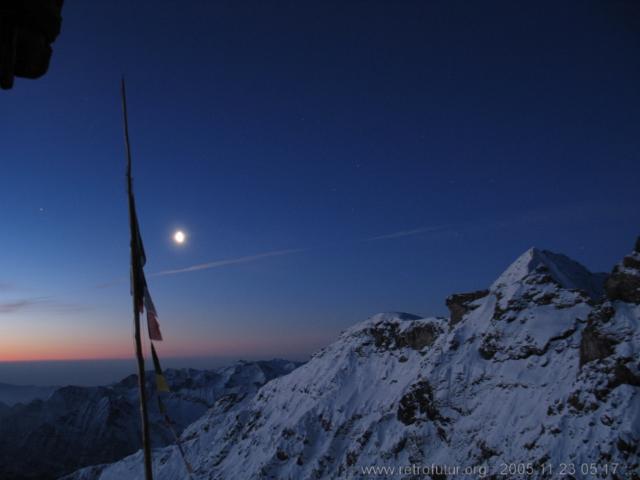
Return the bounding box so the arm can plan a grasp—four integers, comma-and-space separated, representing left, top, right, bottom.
366, 225, 450, 241
96, 224, 447, 287
153, 224, 449, 278
149, 248, 306, 278
0, 297, 88, 314
95, 201, 624, 287
0, 299, 42, 314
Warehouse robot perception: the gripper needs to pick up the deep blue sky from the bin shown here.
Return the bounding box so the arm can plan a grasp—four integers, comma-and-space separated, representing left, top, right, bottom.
1, 1, 638, 375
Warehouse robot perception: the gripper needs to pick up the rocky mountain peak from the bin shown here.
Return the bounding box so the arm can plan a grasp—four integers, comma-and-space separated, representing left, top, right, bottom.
491, 247, 606, 302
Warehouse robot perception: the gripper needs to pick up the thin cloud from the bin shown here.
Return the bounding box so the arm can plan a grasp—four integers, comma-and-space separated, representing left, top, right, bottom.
0, 298, 46, 314
149, 248, 305, 278
45, 301, 92, 313
0, 297, 89, 315
0, 282, 15, 292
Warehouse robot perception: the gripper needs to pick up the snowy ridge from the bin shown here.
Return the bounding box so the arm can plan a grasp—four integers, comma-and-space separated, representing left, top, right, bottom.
64, 242, 640, 480
491, 248, 607, 305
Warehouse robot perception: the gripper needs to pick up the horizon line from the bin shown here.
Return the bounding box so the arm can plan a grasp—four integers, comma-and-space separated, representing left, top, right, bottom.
0, 353, 306, 364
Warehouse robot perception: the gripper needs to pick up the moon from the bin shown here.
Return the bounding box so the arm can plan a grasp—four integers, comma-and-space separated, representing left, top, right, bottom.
173, 230, 186, 244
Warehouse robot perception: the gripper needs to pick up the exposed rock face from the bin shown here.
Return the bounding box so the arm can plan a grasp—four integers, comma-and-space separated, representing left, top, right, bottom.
605, 238, 640, 304
399, 322, 442, 350
579, 304, 617, 367
605, 273, 640, 303
362, 313, 444, 351
580, 324, 616, 367
446, 289, 489, 325
397, 380, 446, 430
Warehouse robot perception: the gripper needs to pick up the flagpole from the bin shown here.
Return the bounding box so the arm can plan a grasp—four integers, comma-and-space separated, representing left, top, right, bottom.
121, 77, 154, 480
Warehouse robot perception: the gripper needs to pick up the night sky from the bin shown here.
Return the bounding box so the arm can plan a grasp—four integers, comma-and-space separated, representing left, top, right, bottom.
1, 1, 639, 372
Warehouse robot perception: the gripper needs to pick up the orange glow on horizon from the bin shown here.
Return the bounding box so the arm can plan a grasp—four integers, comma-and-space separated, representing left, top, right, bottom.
0, 343, 133, 363
0, 317, 331, 363
0, 335, 327, 363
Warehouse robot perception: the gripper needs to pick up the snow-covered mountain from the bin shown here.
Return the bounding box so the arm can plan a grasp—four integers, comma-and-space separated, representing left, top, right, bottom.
0, 383, 57, 406
0, 360, 299, 480
64, 240, 640, 480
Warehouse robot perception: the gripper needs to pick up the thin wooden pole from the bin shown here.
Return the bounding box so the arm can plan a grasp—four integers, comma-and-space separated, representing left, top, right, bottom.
121, 77, 154, 480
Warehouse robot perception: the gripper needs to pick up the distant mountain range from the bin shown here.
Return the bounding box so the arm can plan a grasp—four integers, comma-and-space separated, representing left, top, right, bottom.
0, 360, 300, 480
63, 238, 640, 480
0, 383, 57, 406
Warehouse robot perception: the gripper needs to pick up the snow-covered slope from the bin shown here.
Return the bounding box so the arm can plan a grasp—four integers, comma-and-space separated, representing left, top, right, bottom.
0, 360, 299, 480
64, 241, 640, 480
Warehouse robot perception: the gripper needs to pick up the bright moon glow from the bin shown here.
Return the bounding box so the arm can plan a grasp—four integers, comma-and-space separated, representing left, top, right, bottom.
173, 230, 186, 244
